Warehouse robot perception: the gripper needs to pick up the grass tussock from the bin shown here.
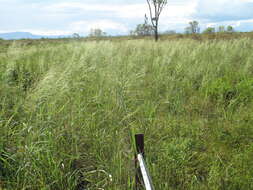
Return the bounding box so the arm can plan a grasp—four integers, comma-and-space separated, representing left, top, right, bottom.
0, 39, 253, 190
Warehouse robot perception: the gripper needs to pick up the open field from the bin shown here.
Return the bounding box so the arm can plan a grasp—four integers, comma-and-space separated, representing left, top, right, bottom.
0, 38, 253, 190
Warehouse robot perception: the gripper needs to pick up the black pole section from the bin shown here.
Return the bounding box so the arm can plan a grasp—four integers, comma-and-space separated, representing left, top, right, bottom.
135, 134, 144, 190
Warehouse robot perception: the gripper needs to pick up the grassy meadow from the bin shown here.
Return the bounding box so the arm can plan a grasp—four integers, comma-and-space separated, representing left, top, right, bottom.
0, 38, 253, 190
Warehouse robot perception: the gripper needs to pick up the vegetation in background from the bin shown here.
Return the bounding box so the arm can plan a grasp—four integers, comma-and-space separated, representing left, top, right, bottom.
203, 27, 216, 34
227, 25, 235, 33
0, 38, 253, 190
72, 33, 81, 39
89, 28, 107, 38
185, 21, 200, 34
130, 15, 154, 36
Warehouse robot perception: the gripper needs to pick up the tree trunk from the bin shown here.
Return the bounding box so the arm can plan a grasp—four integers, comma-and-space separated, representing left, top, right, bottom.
154, 26, 158, 42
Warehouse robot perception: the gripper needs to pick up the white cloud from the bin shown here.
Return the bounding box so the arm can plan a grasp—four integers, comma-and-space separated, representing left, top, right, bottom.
1, 0, 253, 35
43, 1, 198, 33
193, 0, 253, 22
44, 2, 197, 19
44, 2, 146, 18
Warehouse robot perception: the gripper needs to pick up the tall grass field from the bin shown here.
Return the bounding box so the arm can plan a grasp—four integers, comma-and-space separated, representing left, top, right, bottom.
0, 39, 253, 190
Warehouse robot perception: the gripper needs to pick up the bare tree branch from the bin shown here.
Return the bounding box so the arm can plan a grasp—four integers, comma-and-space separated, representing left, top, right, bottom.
146, 0, 167, 41
146, 0, 155, 28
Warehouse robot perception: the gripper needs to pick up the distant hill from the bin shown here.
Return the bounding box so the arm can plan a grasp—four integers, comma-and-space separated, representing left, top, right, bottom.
0, 32, 69, 40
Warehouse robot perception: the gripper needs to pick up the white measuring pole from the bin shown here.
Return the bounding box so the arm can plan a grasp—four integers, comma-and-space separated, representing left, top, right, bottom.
137, 153, 155, 190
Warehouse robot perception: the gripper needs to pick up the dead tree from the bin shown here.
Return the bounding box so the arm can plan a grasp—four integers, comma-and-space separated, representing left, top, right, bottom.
146, 0, 167, 41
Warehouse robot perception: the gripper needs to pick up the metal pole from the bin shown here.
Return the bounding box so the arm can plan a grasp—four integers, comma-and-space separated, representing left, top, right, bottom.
135, 134, 144, 190
137, 154, 155, 190
134, 134, 155, 190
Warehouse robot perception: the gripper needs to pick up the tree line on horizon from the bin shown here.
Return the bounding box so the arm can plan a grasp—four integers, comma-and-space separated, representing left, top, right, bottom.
130, 19, 236, 37
81, 19, 236, 39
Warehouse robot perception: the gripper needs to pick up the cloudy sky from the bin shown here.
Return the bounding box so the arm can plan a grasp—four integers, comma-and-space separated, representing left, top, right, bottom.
1, 0, 253, 36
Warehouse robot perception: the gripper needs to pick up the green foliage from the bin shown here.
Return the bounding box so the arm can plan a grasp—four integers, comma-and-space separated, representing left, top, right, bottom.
204, 77, 253, 109
203, 27, 215, 34
217, 25, 235, 33
227, 25, 235, 33
0, 39, 253, 189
